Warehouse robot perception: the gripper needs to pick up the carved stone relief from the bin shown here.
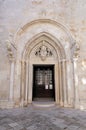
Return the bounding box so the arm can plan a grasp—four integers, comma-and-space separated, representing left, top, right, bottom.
6, 40, 17, 61
74, 43, 80, 58
35, 41, 53, 61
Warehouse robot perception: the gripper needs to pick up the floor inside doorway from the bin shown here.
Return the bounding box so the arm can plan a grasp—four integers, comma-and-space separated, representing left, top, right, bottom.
33, 98, 54, 101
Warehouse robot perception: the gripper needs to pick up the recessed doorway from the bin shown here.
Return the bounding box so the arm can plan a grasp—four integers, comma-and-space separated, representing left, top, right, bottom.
33, 65, 55, 101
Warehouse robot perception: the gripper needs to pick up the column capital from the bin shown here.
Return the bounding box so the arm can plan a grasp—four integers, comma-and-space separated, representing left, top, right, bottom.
21, 60, 26, 64
6, 40, 17, 62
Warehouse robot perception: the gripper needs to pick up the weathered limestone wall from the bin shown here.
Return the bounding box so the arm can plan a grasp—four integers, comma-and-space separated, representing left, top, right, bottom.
0, 0, 86, 109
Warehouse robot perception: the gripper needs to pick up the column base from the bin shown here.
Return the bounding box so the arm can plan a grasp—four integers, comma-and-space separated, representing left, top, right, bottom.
60, 101, 64, 106
75, 102, 80, 109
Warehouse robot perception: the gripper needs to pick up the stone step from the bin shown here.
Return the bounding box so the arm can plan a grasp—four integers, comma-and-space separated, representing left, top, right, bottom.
32, 101, 56, 108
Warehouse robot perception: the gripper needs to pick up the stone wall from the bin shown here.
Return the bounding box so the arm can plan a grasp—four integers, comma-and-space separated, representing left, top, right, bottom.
0, 0, 86, 109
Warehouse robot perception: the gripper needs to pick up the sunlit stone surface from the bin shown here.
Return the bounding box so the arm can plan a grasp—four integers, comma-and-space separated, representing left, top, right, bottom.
0, 0, 86, 109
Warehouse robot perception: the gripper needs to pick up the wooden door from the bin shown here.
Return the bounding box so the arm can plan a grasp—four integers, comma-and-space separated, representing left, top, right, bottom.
33, 65, 55, 99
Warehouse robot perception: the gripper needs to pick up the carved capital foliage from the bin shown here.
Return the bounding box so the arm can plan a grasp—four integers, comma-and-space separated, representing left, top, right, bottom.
70, 40, 80, 60
73, 43, 80, 58
6, 40, 17, 62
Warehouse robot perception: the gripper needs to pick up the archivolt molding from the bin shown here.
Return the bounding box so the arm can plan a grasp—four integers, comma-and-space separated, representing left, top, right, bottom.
22, 32, 66, 61
15, 19, 74, 45
13, 19, 77, 61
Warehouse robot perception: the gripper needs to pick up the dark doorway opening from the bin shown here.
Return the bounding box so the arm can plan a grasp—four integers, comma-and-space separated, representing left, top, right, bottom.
33, 65, 55, 101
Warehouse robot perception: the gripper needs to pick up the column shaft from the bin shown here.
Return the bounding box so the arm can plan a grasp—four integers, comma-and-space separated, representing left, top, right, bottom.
9, 61, 14, 101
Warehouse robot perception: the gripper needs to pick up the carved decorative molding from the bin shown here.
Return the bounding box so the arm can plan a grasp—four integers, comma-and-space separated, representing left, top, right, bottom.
6, 40, 17, 61
17, 19, 74, 44
73, 43, 80, 58
35, 41, 53, 61
70, 39, 80, 60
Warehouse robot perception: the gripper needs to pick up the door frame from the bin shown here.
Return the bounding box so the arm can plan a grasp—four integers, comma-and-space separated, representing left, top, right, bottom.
32, 64, 55, 100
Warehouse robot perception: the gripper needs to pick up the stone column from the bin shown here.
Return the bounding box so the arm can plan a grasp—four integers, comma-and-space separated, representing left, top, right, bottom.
59, 61, 63, 106
9, 60, 15, 102
62, 60, 68, 107
6, 40, 17, 107
28, 63, 32, 103
73, 58, 80, 109
21, 60, 26, 107
55, 63, 59, 104
24, 61, 29, 106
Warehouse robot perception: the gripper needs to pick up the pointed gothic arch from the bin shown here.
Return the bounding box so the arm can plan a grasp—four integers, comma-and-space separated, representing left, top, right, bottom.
20, 32, 69, 107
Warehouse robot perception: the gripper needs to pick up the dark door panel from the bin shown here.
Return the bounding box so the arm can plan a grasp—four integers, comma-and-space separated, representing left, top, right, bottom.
33, 65, 55, 99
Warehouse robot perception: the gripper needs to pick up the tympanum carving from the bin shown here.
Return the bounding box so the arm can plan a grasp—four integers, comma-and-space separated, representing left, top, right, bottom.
35, 41, 53, 61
